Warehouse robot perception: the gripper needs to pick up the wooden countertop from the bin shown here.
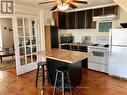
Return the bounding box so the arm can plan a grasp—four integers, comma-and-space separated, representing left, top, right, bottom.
35, 49, 91, 64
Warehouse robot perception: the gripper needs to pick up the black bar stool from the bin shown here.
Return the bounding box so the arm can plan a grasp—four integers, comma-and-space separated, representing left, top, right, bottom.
35, 61, 47, 94
53, 66, 72, 95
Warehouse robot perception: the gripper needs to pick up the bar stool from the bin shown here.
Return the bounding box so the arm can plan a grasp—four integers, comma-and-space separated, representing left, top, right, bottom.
35, 61, 49, 95
53, 66, 72, 95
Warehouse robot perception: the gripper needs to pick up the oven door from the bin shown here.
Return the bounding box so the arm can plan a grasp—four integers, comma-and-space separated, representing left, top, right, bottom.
88, 50, 106, 64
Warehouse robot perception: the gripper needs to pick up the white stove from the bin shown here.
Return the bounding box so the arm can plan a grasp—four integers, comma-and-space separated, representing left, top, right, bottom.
88, 36, 109, 73
88, 44, 109, 52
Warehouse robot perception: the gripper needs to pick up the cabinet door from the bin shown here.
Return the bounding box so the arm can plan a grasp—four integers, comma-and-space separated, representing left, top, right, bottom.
104, 6, 116, 15
59, 12, 67, 29
92, 21, 96, 29
51, 26, 59, 48
67, 12, 76, 29
76, 11, 85, 29
86, 9, 93, 29
45, 26, 59, 50
71, 45, 78, 51
61, 45, 70, 50
93, 8, 103, 16
52, 11, 59, 27
78, 46, 88, 68
79, 46, 87, 52
45, 26, 51, 50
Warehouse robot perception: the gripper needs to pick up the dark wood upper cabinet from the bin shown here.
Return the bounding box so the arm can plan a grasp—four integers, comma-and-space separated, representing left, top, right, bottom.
93, 8, 103, 16
67, 12, 76, 29
86, 9, 93, 29
76, 10, 85, 29
52, 11, 67, 29
52, 5, 117, 29
58, 12, 67, 29
92, 21, 96, 29
93, 5, 118, 16
52, 11, 59, 27
104, 6, 117, 15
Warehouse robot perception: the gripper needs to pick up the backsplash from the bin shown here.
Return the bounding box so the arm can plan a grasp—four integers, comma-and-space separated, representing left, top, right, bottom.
81, 36, 91, 44
59, 29, 109, 44
95, 36, 109, 44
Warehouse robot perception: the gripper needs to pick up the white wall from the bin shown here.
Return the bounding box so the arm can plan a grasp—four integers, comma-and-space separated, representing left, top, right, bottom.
113, 0, 127, 13
113, 8, 127, 27
15, 4, 40, 15
43, 9, 53, 25
0, 18, 13, 49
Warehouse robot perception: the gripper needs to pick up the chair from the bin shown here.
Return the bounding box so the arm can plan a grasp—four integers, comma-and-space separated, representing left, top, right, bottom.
53, 66, 72, 95
35, 62, 47, 86
3, 48, 10, 53
0, 47, 4, 52
0, 48, 13, 53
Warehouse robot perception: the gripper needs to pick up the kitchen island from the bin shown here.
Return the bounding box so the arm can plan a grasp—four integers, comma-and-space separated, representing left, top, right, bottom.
36, 49, 90, 86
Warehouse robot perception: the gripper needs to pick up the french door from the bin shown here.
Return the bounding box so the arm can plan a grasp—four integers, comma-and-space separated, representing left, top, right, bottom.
13, 15, 39, 75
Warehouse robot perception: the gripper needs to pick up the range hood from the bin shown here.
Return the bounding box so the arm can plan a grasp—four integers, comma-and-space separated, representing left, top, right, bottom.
93, 15, 118, 21
120, 23, 127, 28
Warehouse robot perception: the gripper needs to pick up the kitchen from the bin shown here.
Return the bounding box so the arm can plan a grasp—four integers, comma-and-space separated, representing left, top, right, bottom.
44, 2, 127, 75
1, 0, 127, 95
41, 1, 127, 94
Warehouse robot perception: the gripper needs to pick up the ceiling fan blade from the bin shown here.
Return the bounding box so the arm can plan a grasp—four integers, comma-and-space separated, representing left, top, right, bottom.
72, 1, 87, 4
50, 5, 57, 11
68, 2, 77, 9
38, 1, 55, 4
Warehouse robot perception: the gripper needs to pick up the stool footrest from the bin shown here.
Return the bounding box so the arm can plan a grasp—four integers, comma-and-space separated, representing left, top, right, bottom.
54, 86, 72, 92
53, 66, 72, 95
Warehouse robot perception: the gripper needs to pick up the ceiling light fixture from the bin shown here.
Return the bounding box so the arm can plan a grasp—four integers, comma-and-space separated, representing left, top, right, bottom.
38, 0, 88, 11
57, 3, 69, 11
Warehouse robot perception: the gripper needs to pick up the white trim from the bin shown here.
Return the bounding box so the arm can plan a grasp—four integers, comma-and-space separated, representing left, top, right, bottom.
12, 16, 20, 75
38, 9, 46, 62
39, 9, 45, 51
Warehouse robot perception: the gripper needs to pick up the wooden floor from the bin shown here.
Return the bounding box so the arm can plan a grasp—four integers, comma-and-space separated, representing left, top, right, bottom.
0, 68, 127, 95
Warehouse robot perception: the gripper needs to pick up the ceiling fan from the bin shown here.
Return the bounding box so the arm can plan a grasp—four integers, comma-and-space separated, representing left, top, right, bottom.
38, 0, 87, 11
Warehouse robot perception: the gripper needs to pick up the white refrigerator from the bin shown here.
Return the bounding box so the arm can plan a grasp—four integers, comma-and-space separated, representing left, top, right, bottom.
109, 29, 127, 78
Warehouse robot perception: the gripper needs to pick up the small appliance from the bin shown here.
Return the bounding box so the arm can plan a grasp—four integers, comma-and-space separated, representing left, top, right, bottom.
60, 36, 73, 43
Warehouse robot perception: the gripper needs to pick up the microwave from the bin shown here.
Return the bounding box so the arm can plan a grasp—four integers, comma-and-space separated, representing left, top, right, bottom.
60, 36, 74, 43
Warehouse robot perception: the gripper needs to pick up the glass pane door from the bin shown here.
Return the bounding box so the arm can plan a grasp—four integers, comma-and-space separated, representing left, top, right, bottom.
13, 16, 38, 75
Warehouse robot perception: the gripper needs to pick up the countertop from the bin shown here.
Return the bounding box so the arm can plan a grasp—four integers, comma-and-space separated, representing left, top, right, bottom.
59, 42, 93, 47
35, 49, 91, 64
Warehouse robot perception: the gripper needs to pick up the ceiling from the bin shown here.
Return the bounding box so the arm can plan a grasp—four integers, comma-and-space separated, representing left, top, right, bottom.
16, 0, 114, 10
